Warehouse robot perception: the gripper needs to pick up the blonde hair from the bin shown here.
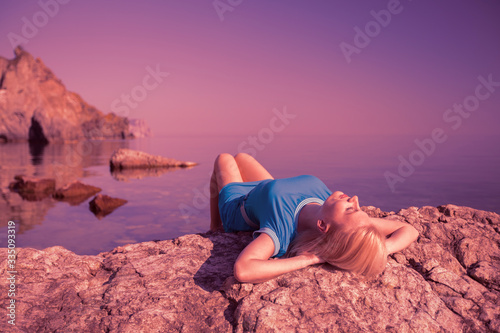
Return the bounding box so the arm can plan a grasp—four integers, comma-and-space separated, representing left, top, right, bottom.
287, 223, 387, 277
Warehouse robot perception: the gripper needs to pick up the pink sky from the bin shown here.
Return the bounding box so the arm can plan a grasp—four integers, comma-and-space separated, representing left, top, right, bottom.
1, 0, 499, 137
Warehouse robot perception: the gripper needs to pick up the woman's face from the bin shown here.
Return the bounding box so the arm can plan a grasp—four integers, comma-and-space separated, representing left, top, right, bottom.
321, 191, 371, 230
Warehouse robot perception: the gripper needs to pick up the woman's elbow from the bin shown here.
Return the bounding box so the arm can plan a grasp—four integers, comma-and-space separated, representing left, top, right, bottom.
233, 261, 250, 283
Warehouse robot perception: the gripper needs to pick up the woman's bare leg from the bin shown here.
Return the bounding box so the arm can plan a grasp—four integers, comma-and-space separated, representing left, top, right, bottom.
210, 170, 222, 231
234, 153, 274, 182
210, 153, 244, 231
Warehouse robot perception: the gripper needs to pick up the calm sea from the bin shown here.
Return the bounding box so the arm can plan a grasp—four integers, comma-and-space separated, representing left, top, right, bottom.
1, 134, 499, 255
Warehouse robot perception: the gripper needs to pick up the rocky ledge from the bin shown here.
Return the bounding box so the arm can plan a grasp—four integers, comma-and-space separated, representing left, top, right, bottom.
1, 204, 499, 332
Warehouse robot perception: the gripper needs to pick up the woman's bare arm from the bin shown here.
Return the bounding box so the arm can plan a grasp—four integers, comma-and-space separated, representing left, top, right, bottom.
370, 217, 419, 254
233, 233, 321, 283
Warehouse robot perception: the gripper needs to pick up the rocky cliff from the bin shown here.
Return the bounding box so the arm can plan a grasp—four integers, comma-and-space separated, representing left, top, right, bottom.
1, 204, 499, 332
0, 47, 139, 143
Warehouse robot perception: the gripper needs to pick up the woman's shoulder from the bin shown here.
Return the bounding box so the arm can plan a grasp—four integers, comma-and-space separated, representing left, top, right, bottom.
270, 175, 327, 192
291, 174, 325, 184
278, 174, 320, 182
293, 175, 331, 196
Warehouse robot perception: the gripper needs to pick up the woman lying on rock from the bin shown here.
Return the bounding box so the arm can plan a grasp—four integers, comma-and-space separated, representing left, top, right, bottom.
210, 153, 419, 283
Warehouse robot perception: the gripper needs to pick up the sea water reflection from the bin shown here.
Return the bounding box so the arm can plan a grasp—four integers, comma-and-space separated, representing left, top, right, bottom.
0, 134, 499, 255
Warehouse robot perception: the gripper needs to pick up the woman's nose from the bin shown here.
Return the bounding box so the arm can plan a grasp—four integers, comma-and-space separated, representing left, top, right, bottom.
348, 195, 360, 209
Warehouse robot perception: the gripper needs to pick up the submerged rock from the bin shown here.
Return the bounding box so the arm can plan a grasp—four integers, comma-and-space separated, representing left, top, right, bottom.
8, 175, 56, 201
0, 204, 499, 332
89, 194, 127, 218
0, 46, 134, 143
53, 181, 102, 205
109, 148, 198, 170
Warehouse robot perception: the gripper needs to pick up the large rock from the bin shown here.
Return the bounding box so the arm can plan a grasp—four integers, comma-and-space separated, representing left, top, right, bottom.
109, 148, 198, 170
1, 204, 499, 332
0, 47, 134, 143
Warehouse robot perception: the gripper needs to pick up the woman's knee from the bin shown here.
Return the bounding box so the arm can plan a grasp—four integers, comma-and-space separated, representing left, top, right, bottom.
211, 153, 243, 193
214, 153, 234, 168
234, 152, 255, 163
214, 153, 241, 179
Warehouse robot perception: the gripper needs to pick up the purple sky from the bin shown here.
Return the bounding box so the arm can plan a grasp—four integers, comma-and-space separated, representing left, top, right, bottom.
1, 0, 499, 137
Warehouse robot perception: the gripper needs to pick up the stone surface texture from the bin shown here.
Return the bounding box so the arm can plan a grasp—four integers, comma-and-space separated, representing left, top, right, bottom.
0, 47, 134, 142
1, 204, 499, 332
110, 148, 198, 170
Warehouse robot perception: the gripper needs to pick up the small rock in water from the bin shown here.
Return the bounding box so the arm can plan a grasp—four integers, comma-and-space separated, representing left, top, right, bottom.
89, 194, 127, 218
110, 148, 197, 170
